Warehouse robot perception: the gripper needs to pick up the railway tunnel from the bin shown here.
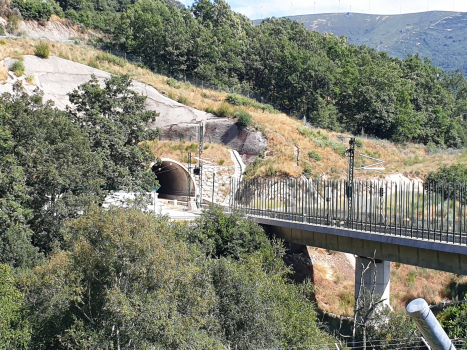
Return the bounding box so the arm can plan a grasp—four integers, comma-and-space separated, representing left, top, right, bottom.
151, 158, 196, 201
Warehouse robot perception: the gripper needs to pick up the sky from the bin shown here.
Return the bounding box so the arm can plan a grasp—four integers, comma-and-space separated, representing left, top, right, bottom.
179, 0, 467, 20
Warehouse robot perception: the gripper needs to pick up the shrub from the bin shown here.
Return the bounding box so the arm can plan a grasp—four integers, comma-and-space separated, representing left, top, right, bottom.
0, 40, 5, 45
355, 138, 364, 148
332, 143, 347, 157
225, 93, 243, 105
9, 60, 24, 76
308, 150, 322, 161
166, 77, 181, 89
302, 160, 312, 175
25, 74, 34, 84
218, 159, 225, 165
216, 102, 234, 118
34, 41, 49, 58
168, 91, 175, 100
225, 93, 278, 113
177, 95, 190, 105
86, 59, 99, 69
235, 110, 253, 127
205, 106, 216, 115
95, 52, 126, 67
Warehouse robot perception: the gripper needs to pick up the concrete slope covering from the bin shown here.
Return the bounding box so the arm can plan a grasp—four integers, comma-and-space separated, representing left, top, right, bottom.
0, 55, 267, 159
0, 55, 216, 128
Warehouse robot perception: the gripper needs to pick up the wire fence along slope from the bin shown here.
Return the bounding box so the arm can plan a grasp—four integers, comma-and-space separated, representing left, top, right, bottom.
230, 177, 467, 245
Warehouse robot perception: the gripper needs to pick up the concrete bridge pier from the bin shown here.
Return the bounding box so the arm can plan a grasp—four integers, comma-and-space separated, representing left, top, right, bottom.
355, 257, 391, 308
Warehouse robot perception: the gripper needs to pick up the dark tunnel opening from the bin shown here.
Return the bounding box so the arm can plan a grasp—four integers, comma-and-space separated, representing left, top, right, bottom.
152, 160, 196, 200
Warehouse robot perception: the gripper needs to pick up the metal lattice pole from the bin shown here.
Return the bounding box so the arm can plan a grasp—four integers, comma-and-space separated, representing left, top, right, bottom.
346, 137, 356, 226
198, 122, 204, 208
187, 152, 191, 208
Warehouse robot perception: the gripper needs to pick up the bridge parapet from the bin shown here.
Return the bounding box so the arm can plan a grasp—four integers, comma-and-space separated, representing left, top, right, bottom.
230, 177, 467, 247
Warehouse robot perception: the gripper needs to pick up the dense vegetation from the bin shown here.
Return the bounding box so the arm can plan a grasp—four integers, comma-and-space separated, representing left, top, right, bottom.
0, 75, 157, 262
0, 76, 336, 348
10, 0, 467, 148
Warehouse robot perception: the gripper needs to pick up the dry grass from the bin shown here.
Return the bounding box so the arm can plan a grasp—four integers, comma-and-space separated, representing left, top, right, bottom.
310, 246, 467, 316
0, 65, 8, 82
389, 263, 467, 311
0, 38, 465, 178
146, 140, 233, 166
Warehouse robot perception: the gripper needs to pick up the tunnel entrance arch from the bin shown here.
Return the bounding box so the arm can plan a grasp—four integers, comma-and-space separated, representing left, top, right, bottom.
151, 158, 197, 201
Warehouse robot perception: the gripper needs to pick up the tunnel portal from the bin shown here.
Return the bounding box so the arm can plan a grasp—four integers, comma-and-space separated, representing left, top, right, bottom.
152, 159, 196, 200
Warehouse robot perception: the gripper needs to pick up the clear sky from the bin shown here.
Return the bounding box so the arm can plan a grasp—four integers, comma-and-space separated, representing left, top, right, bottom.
179, 0, 467, 20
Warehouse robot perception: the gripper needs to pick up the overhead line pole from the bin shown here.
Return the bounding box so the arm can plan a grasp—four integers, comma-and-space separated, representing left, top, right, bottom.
346, 137, 355, 227
198, 122, 204, 209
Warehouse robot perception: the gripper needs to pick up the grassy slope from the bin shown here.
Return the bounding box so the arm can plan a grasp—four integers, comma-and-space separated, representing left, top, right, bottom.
256, 11, 467, 73
2, 38, 466, 179
310, 247, 467, 316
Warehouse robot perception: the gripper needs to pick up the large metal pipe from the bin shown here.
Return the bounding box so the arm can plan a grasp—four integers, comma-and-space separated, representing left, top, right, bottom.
406, 298, 456, 350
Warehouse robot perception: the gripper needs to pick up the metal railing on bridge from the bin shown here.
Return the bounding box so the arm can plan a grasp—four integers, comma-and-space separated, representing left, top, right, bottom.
229, 177, 467, 245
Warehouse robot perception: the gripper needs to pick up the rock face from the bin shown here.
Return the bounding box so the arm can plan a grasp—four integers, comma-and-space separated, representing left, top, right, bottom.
18, 20, 83, 41
0, 55, 267, 157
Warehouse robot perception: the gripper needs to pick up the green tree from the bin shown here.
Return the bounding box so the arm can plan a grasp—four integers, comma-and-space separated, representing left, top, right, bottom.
186, 205, 271, 259
0, 264, 30, 349
67, 74, 159, 191
0, 126, 37, 268
0, 84, 103, 255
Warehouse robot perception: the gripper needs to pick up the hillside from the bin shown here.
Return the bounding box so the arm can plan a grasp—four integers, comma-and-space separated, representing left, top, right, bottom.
1, 38, 467, 180
255, 11, 467, 73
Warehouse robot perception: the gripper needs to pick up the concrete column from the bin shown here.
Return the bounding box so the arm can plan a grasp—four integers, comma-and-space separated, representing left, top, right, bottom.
355, 257, 390, 308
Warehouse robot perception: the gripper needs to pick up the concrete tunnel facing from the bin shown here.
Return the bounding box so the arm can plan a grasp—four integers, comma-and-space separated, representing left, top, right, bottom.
151, 159, 197, 201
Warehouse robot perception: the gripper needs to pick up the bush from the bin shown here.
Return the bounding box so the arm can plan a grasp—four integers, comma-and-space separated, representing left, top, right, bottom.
34, 41, 49, 58
95, 52, 126, 67
166, 77, 181, 89
225, 93, 243, 105
9, 60, 24, 76
0, 40, 5, 45
308, 150, 322, 161
332, 143, 347, 157
177, 95, 190, 105
25, 74, 34, 84
218, 159, 225, 165
438, 301, 467, 338
302, 160, 312, 175
235, 110, 253, 127
225, 93, 278, 113
426, 164, 467, 184
205, 106, 216, 115
216, 102, 234, 118
355, 138, 364, 148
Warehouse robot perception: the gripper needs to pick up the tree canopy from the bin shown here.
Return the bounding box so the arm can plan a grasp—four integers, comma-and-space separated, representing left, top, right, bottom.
0, 76, 158, 262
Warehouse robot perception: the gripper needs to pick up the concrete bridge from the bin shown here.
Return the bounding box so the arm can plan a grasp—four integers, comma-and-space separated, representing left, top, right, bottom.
230, 177, 467, 306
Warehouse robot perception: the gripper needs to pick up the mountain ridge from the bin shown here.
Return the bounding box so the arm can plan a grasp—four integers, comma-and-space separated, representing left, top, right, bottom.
255, 11, 467, 73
